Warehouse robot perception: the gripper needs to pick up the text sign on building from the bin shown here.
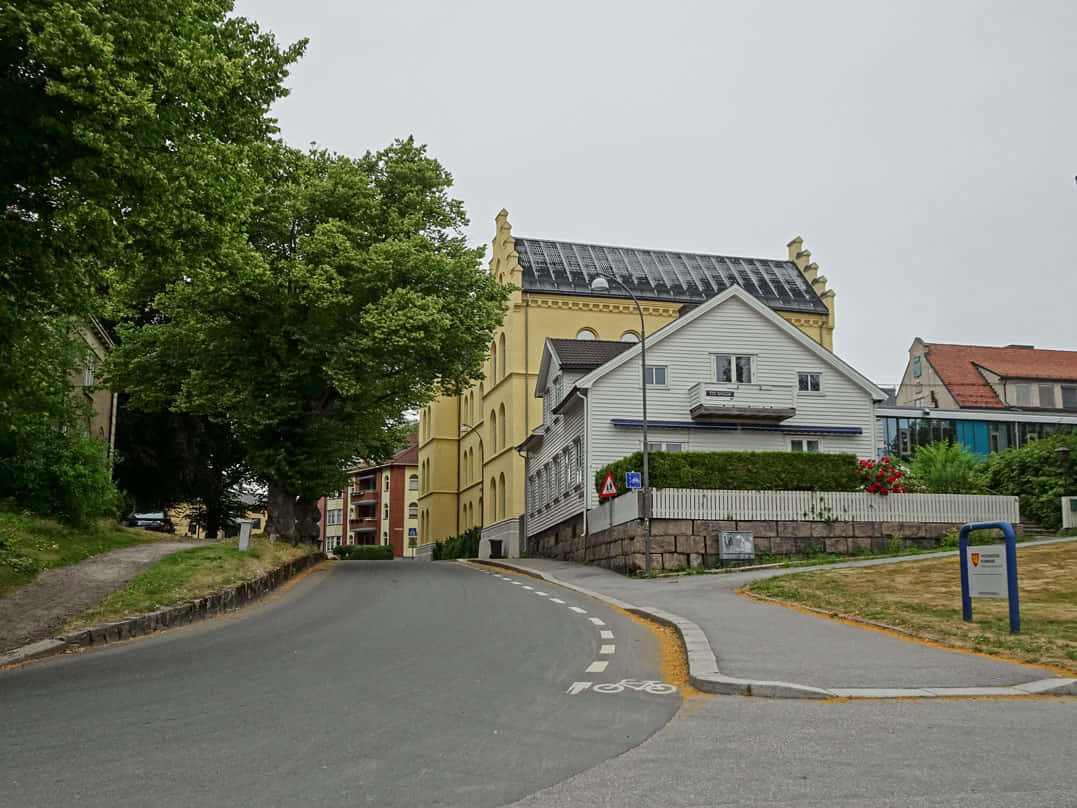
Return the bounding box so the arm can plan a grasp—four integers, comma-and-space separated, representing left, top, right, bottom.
706, 390, 735, 398
625, 471, 642, 489
718, 531, 755, 562
967, 545, 1008, 598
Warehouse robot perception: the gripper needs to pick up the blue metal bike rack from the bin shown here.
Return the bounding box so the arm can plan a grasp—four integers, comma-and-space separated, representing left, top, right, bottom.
958, 521, 1020, 634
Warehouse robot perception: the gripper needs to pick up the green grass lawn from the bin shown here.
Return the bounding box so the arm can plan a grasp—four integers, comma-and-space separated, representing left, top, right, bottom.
65, 537, 316, 629
748, 542, 1077, 675
0, 506, 169, 597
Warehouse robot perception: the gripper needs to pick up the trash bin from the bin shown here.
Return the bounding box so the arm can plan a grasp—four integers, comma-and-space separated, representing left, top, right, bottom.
489, 539, 503, 559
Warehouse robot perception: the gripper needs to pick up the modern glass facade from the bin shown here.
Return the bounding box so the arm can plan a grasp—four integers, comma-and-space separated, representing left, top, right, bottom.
879, 412, 1077, 459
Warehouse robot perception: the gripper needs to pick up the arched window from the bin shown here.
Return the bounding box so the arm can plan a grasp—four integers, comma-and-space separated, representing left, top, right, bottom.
490, 409, 497, 451
620, 331, 640, 343
408, 503, 418, 519
576, 328, 597, 340
409, 474, 418, 491
499, 472, 507, 521
490, 340, 497, 379
498, 403, 507, 449
498, 333, 507, 379
489, 478, 498, 522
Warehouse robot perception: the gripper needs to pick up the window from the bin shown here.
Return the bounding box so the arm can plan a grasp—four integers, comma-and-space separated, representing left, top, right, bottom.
797, 372, 821, 392
574, 438, 583, 484
665, 442, 683, 452
409, 474, 418, 490
537, 469, 545, 507
914, 398, 924, 407
384, 474, 390, 490
498, 333, 507, 379
498, 473, 506, 521
647, 442, 683, 452
1038, 384, 1055, 408
408, 503, 418, 519
565, 445, 574, 488
1015, 383, 1033, 407
252, 517, 261, 530
326, 536, 341, 551
543, 390, 551, 425
912, 355, 921, 378
715, 354, 752, 383
644, 366, 667, 385
383, 503, 389, 519
382, 531, 388, 544
499, 403, 507, 449
791, 439, 820, 452
621, 331, 640, 343
1063, 386, 1077, 409
83, 354, 95, 387
576, 328, 597, 340
553, 456, 562, 498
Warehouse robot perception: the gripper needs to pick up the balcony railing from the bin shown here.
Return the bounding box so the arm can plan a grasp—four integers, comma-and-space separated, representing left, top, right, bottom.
687, 382, 795, 422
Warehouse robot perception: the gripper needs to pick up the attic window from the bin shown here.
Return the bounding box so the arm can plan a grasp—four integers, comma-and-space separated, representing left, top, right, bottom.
912, 356, 921, 378
576, 328, 597, 340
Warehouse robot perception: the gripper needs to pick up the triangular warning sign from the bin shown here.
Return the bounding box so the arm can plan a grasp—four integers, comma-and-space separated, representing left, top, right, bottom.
599, 471, 618, 498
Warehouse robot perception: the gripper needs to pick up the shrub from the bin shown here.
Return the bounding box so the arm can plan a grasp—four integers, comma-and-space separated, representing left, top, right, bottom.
595, 451, 861, 497
433, 526, 481, 560
856, 456, 906, 495
907, 441, 983, 494
979, 432, 1077, 530
335, 544, 393, 560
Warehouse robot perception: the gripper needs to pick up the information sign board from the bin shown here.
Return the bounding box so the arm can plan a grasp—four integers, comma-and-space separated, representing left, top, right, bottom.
625, 471, 642, 489
718, 531, 755, 561
967, 545, 1008, 598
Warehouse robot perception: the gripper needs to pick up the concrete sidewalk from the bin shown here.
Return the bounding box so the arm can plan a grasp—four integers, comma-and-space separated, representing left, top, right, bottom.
487, 542, 1075, 699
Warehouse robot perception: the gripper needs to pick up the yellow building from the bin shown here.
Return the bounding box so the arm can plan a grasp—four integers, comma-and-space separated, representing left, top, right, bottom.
417, 210, 836, 543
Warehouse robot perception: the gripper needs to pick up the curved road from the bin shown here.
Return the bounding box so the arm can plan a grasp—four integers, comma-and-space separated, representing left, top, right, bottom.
0, 560, 679, 807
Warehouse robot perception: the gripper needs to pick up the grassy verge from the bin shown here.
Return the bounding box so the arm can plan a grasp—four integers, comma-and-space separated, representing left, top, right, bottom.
748, 542, 1077, 674
0, 507, 169, 598
65, 537, 315, 630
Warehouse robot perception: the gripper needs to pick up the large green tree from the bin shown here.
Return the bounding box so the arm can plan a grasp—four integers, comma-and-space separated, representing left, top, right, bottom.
111, 140, 508, 543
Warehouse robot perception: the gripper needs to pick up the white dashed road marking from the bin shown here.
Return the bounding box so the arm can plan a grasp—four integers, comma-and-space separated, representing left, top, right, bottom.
600, 644, 616, 655
569, 606, 587, 614
588, 618, 605, 626
586, 660, 609, 674
534, 591, 548, 596
600, 630, 614, 640
550, 598, 565, 604
522, 585, 534, 590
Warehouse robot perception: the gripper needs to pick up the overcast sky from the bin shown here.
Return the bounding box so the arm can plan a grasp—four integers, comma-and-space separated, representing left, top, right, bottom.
234, 0, 1077, 386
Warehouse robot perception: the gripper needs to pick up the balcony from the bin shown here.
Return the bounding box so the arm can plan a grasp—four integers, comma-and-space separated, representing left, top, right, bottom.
687, 382, 795, 422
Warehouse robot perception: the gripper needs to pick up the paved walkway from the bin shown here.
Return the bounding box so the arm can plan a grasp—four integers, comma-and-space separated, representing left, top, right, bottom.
495, 539, 1075, 693
0, 541, 198, 652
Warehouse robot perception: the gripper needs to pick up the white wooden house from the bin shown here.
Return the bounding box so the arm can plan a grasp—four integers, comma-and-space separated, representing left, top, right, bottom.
519, 285, 887, 542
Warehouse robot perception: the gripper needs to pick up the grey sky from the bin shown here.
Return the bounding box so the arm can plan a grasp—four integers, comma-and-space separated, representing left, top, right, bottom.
234, 0, 1077, 386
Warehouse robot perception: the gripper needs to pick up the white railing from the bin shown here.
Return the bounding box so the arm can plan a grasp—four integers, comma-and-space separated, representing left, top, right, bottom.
686, 382, 794, 416
586, 490, 642, 533
651, 488, 1020, 524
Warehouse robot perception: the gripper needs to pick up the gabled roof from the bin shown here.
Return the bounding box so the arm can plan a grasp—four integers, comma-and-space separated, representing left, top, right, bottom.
572, 285, 886, 400
923, 343, 1077, 408
535, 338, 634, 396
514, 237, 829, 316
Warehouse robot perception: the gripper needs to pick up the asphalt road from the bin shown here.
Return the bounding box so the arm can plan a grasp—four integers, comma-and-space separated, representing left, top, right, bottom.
0, 560, 678, 808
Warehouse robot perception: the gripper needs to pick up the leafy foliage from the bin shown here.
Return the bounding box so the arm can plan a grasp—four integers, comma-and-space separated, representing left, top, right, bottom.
979, 432, 1077, 529
595, 451, 861, 496
907, 441, 984, 494
433, 527, 481, 560
334, 544, 393, 560
856, 456, 907, 495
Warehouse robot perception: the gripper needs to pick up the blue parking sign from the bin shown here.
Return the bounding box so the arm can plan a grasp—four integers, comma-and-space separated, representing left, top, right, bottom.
626, 471, 642, 489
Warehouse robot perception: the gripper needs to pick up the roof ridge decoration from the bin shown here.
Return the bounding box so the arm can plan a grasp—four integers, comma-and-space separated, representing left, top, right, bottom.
788, 235, 835, 335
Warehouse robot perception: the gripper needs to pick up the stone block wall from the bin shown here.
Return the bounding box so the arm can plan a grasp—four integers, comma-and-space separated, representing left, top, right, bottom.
528, 515, 974, 574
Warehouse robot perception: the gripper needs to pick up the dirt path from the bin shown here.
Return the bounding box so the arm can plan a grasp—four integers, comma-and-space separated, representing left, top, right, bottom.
0, 541, 199, 652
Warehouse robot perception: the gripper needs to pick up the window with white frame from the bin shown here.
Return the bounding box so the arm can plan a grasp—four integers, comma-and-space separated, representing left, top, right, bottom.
537, 469, 546, 507
644, 366, 667, 385
408, 503, 418, 519
797, 372, 821, 392
553, 456, 562, 498
647, 441, 683, 452
790, 439, 820, 452
409, 474, 418, 490
565, 445, 574, 488
715, 354, 752, 383
574, 438, 583, 484
1014, 383, 1033, 407
384, 474, 390, 490
326, 536, 341, 551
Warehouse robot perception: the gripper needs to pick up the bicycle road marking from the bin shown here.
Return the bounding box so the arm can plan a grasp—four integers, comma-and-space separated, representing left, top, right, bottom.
567, 679, 679, 697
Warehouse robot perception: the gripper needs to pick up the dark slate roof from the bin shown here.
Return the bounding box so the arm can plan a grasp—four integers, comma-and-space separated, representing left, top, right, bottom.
515, 237, 828, 316
548, 338, 633, 371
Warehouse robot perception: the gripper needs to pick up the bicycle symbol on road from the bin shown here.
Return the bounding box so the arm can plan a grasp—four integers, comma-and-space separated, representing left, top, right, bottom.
566, 679, 678, 696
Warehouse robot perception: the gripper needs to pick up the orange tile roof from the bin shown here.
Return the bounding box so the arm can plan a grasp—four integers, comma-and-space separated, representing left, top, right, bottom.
924, 343, 1077, 408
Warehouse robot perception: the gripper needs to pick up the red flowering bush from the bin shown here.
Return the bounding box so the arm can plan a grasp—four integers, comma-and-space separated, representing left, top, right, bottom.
856, 456, 906, 496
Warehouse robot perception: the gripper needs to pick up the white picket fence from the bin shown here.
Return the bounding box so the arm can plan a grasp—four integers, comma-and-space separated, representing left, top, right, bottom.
651, 488, 1020, 525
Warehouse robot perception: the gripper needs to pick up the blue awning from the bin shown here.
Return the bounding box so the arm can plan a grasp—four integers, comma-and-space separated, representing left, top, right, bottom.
610, 419, 861, 436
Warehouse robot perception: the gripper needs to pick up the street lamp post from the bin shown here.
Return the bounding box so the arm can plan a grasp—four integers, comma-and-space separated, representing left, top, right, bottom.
590, 272, 651, 575
460, 425, 485, 529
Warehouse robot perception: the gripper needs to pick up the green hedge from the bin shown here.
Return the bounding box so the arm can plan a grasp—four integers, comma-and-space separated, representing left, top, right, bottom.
335, 544, 393, 560
595, 450, 861, 496
979, 432, 1077, 530
433, 526, 481, 560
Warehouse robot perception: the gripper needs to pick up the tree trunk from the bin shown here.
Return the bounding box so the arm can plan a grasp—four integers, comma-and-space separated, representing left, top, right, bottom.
267, 479, 299, 545
295, 496, 322, 546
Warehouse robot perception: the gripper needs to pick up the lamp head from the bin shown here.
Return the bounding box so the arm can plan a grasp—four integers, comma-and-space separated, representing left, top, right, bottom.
590, 275, 610, 293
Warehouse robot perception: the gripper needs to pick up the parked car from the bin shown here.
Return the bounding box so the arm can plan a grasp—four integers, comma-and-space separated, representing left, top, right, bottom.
125, 512, 175, 533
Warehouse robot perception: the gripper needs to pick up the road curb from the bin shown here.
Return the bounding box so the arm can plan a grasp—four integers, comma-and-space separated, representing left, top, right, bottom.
474, 560, 1076, 700
1, 553, 327, 671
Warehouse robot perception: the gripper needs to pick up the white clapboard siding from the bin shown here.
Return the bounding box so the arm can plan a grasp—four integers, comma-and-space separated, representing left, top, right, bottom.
525, 385, 587, 537
652, 489, 1020, 524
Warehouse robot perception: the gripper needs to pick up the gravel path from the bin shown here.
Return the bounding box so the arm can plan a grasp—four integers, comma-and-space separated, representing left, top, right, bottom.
0, 541, 198, 652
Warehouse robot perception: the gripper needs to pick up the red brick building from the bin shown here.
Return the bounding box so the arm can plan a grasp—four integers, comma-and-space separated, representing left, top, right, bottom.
318, 434, 420, 557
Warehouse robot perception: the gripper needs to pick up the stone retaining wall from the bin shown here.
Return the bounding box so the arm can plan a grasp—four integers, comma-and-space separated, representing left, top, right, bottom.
528, 516, 978, 574
57, 552, 326, 650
